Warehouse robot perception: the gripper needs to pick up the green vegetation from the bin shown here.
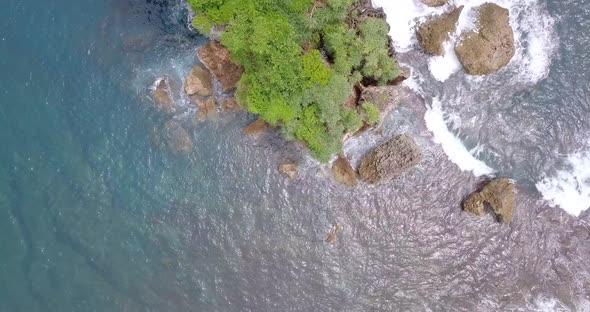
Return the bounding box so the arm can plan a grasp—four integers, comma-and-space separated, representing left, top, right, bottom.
188, 0, 400, 162
362, 102, 381, 126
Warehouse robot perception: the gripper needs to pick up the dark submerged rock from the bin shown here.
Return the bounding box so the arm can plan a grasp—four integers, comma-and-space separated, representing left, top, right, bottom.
422, 0, 448, 7
359, 134, 422, 184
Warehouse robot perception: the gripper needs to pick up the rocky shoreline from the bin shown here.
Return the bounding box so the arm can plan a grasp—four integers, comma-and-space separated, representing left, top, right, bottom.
149, 0, 519, 227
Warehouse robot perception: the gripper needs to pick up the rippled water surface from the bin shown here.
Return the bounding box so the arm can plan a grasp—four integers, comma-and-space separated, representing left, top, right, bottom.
0, 0, 589, 311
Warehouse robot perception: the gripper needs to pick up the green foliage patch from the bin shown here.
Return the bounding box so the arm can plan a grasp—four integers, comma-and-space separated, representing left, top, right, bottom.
188, 0, 399, 161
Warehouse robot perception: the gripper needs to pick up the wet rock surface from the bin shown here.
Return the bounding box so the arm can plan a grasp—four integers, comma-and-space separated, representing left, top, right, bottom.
464, 178, 517, 223
184, 65, 213, 97
359, 134, 422, 184
422, 0, 448, 7
332, 156, 358, 187
243, 118, 268, 140
197, 41, 244, 91
417, 6, 464, 55
455, 3, 515, 75
152, 78, 175, 113
279, 162, 298, 180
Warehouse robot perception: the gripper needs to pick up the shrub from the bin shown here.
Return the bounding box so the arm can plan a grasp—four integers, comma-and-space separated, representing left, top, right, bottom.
362, 102, 381, 126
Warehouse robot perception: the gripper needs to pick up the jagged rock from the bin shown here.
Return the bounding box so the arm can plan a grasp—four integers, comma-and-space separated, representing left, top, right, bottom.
359, 134, 422, 184
220, 97, 242, 112
243, 118, 268, 140
152, 78, 175, 113
455, 3, 515, 75
163, 120, 193, 155
464, 178, 516, 223
332, 156, 358, 187
198, 41, 244, 91
360, 85, 412, 120
417, 6, 464, 55
279, 162, 298, 180
326, 223, 344, 245
196, 97, 217, 121
184, 66, 213, 97
422, 0, 447, 7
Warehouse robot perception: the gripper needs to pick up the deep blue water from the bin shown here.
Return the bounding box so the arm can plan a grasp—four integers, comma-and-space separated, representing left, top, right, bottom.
1, 0, 590, 311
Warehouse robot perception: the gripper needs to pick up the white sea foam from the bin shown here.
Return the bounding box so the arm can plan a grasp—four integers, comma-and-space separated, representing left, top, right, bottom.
428, 40, 462, 82
536, 151, 590, 217
373, 0, 557, 83
424, 99, 494, 176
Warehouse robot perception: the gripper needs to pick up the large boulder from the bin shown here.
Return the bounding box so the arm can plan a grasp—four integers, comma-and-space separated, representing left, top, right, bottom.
417, 6, 464, 55
243, 118, 268, 140
455, 3, 515, 75
422, 0, 447, 7
359, 134, 422, 184
198, 41, 244, 91
152, 78, 175, 113
464, 178, 516, 223
184, 65, 213, 97
332, 156, 358, 187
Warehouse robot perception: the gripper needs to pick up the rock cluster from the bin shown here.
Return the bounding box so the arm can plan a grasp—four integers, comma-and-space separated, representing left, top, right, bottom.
417, 3, 515, 75
464, 178, 516, 223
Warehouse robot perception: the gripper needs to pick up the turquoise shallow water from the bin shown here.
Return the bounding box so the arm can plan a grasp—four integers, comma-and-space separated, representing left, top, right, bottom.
1, 0, 590, 311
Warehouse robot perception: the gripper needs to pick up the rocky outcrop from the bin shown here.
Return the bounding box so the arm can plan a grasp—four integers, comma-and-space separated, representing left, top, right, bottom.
198, 41, 244, 91
359, 134, 422, 184
195, 97, 217, 121
162, 120, 193, 155
360, 85, 412, 118
220, 97, 242, 112
152, 78, 175, 113
326, 223, 344, 245
464, 178, 516, 223
184, 65, 213, 97
417, 6, 464, 55
422, 0, 447, 7
243, 118, 268, 140
279, 162, 298, 180
455, 3, 515, 75
332, 156, 358, 187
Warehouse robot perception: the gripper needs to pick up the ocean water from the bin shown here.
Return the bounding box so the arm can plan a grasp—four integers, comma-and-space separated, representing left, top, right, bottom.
0, 0, 589, 311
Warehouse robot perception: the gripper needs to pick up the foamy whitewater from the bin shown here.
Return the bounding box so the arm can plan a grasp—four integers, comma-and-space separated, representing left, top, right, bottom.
370, 0, 590, 216
536, 151, 590, 216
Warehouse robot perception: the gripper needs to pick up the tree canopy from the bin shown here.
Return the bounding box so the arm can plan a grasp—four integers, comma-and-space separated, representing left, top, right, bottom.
188, 0, 399, 162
